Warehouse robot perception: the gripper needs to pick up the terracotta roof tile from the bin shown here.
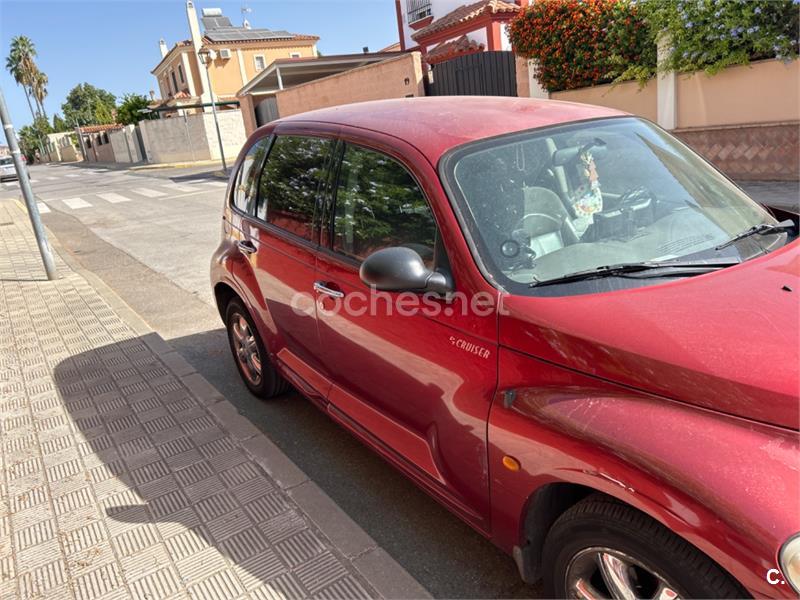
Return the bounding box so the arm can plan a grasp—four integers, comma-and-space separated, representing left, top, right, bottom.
412, 0, 520, 41
425, 35, 484, 64
78, 124, 123, 133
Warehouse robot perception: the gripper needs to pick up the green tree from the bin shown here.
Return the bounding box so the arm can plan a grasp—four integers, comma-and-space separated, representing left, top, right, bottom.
31, 69, 49, 120
5, 35, 39, 123
62, 83, 116, 125
52, 113, 70, 132
116, 93, 156, 125
18, 116, 52, 162
94, 102, 114, 125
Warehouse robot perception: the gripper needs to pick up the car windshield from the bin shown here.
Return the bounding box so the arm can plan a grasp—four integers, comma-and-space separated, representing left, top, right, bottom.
0, 157, 12, 165
445, 117, 782, 294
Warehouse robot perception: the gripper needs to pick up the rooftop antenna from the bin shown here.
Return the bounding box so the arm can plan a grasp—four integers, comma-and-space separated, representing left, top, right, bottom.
241, 3, 252, 28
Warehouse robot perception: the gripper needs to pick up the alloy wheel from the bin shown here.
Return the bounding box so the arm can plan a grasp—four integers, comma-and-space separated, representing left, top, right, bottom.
565, 547, 681, 600
230, 313, 262, 386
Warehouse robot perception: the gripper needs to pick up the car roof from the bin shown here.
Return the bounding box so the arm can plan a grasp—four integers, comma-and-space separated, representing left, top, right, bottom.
275, 96, 627, 163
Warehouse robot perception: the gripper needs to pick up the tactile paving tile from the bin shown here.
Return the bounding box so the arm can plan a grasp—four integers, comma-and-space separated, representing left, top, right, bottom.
0, 208, 377, 600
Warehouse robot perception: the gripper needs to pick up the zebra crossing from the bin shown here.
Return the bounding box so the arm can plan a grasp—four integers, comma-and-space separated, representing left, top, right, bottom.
45, 179, 226, 210
2, 175, 228, 212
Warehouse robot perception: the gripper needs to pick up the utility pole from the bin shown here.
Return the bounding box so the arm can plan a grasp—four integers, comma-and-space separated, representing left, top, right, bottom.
74, 117, 88, 162
0, 85, 58, 280
197, 48, 227, 173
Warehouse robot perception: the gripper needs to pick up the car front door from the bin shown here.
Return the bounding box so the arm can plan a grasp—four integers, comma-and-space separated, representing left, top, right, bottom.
239, 132, 335, 402
314, 134, 498, 531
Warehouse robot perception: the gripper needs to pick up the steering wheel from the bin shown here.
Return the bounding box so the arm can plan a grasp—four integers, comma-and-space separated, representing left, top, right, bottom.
618, 186, 654, 210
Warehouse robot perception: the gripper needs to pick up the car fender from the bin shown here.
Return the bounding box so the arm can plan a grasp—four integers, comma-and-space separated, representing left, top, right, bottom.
488, 347, 799, 598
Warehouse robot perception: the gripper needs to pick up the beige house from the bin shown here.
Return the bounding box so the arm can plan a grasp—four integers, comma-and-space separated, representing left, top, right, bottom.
151, 2, 319, 114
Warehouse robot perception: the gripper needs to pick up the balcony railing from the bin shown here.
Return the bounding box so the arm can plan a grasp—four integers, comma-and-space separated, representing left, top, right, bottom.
407, 0, 432, 24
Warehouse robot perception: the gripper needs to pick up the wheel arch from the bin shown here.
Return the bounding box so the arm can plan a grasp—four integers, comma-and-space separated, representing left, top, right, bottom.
513, 481, 594, 583
213, 281, 241, 321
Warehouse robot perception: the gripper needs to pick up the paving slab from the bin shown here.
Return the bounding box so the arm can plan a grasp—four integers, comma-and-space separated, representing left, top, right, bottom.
0, 198, 431, 600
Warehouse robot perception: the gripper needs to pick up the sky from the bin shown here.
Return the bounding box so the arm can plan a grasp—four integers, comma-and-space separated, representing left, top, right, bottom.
0, 0, 400, 128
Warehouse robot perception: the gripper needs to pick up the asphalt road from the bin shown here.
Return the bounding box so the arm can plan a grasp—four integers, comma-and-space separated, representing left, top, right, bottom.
2, 162, 539, 599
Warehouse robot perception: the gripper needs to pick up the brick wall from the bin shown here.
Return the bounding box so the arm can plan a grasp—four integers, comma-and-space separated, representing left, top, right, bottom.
275, 52, 425, 118
675, 122, 799, 181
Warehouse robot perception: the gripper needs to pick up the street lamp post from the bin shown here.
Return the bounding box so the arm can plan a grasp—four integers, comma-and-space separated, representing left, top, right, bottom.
0, 85, 57, 280
197, 48, 227, 173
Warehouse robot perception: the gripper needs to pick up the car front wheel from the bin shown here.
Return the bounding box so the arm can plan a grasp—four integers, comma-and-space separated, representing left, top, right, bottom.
542, 494, 748, 599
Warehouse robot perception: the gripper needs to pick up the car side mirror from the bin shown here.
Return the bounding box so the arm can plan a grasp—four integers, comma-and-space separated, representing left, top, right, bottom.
359, 247, 453, 295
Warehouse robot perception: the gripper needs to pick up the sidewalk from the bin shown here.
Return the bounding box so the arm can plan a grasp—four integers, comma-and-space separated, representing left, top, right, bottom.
0, 199, 429, 600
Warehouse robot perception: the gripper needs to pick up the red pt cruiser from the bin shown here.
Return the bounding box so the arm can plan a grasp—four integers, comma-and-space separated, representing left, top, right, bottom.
211, 97, 800, 598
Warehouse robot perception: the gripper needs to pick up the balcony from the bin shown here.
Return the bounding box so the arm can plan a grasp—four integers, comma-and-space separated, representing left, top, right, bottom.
407, 0, 432, 24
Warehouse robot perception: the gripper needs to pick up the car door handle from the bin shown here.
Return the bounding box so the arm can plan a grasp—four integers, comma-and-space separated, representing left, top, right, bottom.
313, 281, 344, 299
237, 240, 257, 254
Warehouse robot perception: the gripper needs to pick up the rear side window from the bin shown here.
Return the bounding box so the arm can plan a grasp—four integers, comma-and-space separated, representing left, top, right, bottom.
332, 144, 437, 266
232, 137, 270, 214
256, 135, 331, 241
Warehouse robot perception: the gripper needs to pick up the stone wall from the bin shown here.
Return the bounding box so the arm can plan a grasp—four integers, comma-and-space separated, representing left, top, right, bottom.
139, 109, 246, 164
108, 125, 143, 164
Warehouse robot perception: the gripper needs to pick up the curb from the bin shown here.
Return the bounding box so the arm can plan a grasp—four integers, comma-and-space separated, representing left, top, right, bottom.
9, 199, 432, 600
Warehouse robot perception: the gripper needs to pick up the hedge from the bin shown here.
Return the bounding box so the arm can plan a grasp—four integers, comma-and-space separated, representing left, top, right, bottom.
508, 0, 800, 93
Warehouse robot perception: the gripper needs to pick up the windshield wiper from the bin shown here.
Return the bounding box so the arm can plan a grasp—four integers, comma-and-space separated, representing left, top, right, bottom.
714, 219, 795, 250
528, 258, 741, 288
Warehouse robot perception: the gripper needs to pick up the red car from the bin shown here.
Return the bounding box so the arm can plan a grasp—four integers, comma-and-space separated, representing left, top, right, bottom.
211, 97, 799, 598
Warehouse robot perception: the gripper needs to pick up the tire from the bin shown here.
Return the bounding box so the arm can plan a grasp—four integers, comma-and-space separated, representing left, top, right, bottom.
542, 494, 748, 599
225, 298, 289, 398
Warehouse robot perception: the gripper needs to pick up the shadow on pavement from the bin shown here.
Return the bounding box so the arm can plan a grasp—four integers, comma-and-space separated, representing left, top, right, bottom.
54, 335, 375, 598
165, 328, 542, 599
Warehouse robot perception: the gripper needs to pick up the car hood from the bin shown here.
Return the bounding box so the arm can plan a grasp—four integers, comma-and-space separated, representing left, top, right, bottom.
499, 240, 800, 430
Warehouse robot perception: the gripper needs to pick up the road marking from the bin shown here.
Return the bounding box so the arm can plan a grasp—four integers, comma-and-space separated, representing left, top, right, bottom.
203, 181, 228, 187
62, 197, 91, 210
161, 183, 197, 193
66, 174, 80, 178
37, 202, 51, 214
46, 177, 58, 181
97, 192, 131, 204
131, 187, 166, 198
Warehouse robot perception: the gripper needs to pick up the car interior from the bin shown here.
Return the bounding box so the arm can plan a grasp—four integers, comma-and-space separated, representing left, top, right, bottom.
452, 124, 772, 285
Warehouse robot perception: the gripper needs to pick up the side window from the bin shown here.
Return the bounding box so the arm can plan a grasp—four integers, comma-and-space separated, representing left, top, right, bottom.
232, 137, 269, 214
256, 135, 330, 241
333, 145, 437, 266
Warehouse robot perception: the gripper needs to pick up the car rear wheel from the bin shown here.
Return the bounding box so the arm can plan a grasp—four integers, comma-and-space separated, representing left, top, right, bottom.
542, 494, 747, 599
225, 299, 289, 398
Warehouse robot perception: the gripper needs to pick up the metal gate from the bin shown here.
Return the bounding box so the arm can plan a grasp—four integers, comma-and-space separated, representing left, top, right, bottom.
425, 51, 517, 97
255, 96, 279, 127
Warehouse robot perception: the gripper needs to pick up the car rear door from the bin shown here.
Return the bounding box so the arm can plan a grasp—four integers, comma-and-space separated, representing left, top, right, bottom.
236, 130, 336, 402
313, 131, 498, 532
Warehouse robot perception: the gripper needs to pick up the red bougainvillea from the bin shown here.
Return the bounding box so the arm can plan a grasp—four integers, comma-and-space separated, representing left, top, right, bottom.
508, 0, 654, 92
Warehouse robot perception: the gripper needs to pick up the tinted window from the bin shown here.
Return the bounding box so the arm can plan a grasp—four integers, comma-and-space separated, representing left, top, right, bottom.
232, 137, 270, 214
256, 135, 331, 241
333, 145, 437, 266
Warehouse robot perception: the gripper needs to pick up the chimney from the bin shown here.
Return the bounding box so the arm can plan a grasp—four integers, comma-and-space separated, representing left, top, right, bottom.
186, 1, 203, 51
362, 46, 369, 54
185, 1, 211, 106
159, 38, 168, 57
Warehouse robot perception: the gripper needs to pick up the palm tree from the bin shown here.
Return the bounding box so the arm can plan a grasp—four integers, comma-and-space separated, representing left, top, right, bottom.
5, 36, 39, 122
31, 69, 48, 120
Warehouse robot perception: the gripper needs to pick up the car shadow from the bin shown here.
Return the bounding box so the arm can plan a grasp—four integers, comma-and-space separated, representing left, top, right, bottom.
53, 335, 373, 598
54, 330, 541, 598
165, 328, 543, 600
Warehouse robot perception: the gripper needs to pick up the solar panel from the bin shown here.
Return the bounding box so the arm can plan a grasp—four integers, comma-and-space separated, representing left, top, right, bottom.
204, 27, 294, 41
201, 15, 233, 30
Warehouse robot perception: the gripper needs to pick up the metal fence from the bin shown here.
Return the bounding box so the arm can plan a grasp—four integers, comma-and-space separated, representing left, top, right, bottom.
426, 51, 517, 97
